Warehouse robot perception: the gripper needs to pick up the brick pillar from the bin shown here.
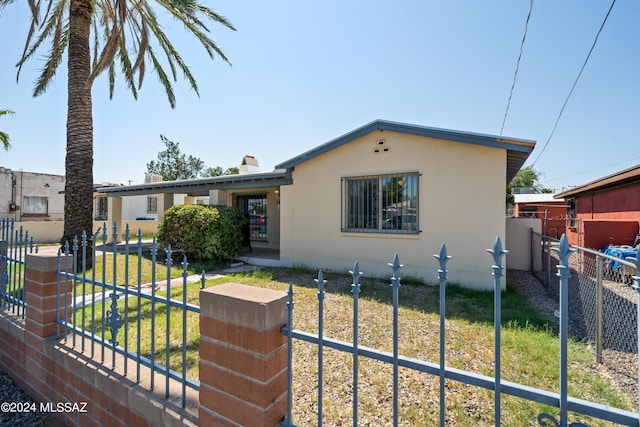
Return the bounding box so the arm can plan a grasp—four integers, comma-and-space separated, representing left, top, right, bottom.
25, 247, 73, 340
199, 283, 288, 427
19, 247, 73, 405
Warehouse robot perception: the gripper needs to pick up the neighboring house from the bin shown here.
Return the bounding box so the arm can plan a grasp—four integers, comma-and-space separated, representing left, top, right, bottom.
513, 193, 567, 239
99, 120, 535, 289
555, 164, 640, 249
0, 167, 65, 221
95, 174, 207, 223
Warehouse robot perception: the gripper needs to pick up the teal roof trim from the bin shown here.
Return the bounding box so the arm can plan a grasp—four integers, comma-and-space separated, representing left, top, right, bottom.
275, 120, 535, 183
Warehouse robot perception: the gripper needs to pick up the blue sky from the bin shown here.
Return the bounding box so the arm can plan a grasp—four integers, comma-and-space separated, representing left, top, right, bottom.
1, 1, 638, 192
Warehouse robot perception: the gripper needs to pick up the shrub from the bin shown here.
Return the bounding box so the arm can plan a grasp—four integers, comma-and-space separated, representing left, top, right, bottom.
157, 204, 246, 262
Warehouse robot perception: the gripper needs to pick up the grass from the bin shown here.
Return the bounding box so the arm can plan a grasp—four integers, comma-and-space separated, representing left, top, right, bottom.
71, 252, 225, 295
74, 267, 634, 426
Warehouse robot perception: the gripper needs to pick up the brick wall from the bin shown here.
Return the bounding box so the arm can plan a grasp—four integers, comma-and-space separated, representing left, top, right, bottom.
0, 248, 290, 426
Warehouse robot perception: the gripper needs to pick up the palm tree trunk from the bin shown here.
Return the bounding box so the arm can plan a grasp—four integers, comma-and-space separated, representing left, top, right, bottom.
63, 0, 94, 269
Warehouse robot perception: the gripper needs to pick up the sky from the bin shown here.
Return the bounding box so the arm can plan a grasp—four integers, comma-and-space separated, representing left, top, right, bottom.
0, 1, 638, 193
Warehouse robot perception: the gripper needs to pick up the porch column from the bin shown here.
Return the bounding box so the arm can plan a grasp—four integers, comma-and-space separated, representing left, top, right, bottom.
157, 193, 174, 224
208, 189, 228, 206
107, 196, 123, 243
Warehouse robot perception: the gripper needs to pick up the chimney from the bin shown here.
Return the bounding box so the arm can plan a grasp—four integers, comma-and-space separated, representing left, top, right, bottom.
239, 155, 260, 175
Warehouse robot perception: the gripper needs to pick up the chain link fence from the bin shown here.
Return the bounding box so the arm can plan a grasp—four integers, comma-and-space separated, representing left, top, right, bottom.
532, 232, 638, 360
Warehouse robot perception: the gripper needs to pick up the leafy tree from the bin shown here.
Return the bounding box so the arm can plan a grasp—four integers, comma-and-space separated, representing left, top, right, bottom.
202, 166, 239, 177
1, 0, 235, 266
507, 166, 552, 205
202, 166, 224, 177
146, 136, 239, 180
0, 109, 14, 150
146, 135, 206, 181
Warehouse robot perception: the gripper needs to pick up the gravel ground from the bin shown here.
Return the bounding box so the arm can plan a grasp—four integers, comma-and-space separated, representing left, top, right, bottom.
0, 372, 65, 427
508, 269, 638, 406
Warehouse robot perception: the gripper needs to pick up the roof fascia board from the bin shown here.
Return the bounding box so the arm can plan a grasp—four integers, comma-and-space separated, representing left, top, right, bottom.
97, 170, 291, 196
276, 119, 534, 170
554, 164, 640, 199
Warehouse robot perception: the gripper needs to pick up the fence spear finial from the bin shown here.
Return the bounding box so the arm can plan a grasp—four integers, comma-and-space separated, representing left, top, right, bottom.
434, 243, 452, 282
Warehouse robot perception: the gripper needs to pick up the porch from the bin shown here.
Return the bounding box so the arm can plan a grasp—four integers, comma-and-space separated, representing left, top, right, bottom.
234, 247, 291, 268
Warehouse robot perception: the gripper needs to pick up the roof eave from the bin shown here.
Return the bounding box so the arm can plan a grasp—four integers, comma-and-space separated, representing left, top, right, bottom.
97, 170, 292, 197
276, 119, 534, 184
554, 164, 640, 199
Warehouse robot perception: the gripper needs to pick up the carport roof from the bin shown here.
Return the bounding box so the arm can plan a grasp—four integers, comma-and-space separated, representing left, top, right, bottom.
97, 169, 292, 196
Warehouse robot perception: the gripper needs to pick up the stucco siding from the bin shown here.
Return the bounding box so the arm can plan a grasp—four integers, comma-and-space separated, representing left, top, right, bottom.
280, 130, 507, 289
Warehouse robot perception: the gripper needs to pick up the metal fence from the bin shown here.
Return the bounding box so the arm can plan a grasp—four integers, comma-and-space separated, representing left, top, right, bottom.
533, 231, 639, 362
0, 218, 38, 317
282, 236, 640, 426
56, 223, 205, 407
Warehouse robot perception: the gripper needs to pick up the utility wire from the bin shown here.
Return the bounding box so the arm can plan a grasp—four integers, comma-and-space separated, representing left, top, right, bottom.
500, 0, 534, 136
530, 0, 617, 166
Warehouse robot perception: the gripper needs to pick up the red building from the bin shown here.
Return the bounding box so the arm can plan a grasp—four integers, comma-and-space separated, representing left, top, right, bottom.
554, 164, 640, 249
513, 193, 568, 239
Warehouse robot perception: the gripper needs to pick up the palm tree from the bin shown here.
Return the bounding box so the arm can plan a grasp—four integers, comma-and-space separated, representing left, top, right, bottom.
0, 109, 14, 150
0, 0, 234, 267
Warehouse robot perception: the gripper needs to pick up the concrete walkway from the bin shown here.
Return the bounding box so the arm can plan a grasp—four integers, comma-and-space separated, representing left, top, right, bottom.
73, 262, 263, 308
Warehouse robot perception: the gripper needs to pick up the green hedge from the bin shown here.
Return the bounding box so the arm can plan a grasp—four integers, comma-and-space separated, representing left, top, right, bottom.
157, 204, 246, 262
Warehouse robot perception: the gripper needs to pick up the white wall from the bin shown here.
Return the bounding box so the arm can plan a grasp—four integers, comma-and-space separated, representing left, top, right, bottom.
0, 168, 65, 221
121, 194, 187, 220
280, 131, 508, 290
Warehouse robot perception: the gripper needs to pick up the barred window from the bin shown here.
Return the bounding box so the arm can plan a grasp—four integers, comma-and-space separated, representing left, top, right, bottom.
147, 196, 158, 213
343, 172, 418, 234
95, 196, 108, 220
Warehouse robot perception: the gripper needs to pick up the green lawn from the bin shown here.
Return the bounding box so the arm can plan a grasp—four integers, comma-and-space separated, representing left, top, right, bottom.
74, 267, 634, 426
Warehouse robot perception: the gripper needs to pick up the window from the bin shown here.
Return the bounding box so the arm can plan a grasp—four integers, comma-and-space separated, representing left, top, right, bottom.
147, 196, 158, 213
23, 196, 48, 216
343, 172, 418, 234
95, 196, 108, 220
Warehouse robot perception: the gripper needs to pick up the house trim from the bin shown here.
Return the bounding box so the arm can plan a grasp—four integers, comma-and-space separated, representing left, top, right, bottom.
97, 169, 292, 196
555, 164, 640, 199
275, 119, 534, 183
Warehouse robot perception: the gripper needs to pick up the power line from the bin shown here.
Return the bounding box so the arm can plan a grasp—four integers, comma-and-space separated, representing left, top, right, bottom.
500, 0, 534, 136
530, 0, 617, 166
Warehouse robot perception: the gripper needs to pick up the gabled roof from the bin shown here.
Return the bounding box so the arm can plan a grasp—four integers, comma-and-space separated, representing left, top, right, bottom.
555, 164, 640, 199
275, 119, 535, 183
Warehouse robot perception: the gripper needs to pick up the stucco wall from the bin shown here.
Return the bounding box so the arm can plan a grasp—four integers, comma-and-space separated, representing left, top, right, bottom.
280, 130, 507, 289
505, 217, 541, 271
0, 168, 65, 221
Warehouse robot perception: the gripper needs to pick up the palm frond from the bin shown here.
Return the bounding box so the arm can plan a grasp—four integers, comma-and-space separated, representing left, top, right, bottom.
18, 0, 69, 92
0, 132, 10, 150
33, 21, 69, 97
147, 45, 176, 108
0, 109, 14, 151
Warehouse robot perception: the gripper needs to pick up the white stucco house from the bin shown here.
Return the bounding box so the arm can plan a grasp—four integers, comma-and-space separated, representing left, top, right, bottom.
99, 120, 535, 289
0, 167, 65, 221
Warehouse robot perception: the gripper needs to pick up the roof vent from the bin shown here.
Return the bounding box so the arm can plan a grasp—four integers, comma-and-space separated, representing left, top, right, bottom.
144, 174, 163, 183
373, 139, 390, 154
